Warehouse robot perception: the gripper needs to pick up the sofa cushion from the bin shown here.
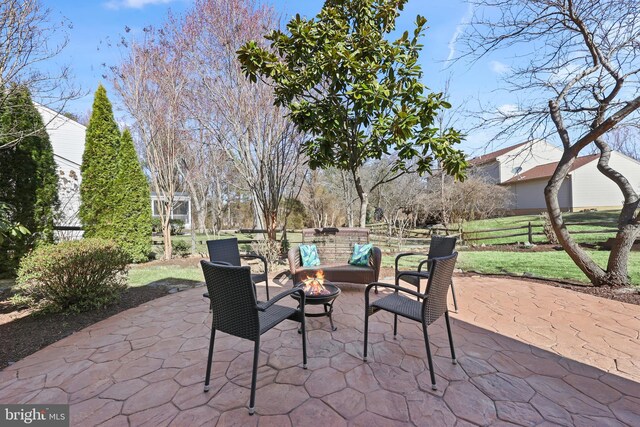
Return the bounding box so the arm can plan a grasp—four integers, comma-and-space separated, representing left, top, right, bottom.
349, 243, 373, 266
300, 244, 321, 267
295, 264, 375, 285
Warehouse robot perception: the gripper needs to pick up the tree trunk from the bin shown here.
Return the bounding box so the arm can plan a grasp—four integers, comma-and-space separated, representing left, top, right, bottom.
162, 202, 172, 260
352, 171, 368, 228
544, 154, 608, 285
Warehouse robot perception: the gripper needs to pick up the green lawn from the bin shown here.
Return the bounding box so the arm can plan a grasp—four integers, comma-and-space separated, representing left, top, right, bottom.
128, 264, 202, 287
462, 210, 620, 245
456, 250, 640, 285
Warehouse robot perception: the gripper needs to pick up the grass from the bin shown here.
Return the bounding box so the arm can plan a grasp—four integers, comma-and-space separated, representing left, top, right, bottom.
456, 250, 640, 285
462, 210, 621, 245
127, 264, 202, 287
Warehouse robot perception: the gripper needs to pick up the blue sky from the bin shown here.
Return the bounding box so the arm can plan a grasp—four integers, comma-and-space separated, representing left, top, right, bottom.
41, 0, 515, 156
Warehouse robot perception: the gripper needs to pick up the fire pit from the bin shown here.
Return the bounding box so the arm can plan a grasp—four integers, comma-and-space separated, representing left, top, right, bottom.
291, 270, 341, 331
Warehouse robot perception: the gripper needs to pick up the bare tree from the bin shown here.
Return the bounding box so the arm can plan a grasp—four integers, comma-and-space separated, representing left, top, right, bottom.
181, 0, 303, 241
604, 126, 640, 162
461, 0, 640, 286
0, 0, 81, 150
111, 24, 187, 260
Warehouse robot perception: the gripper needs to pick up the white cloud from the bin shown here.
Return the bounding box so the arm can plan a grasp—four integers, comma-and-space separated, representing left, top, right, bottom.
104, 0, 176, 10
446, 4, 476, 63
497, 104, 520, 117
490, 60, 510, 75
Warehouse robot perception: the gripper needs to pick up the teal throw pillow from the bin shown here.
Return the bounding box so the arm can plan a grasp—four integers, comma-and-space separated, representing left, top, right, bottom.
300, 244, 321, 267
349, 243, 373, 266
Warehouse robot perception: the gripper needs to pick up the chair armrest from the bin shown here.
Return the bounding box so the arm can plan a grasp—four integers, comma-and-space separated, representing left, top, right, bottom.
394, 252, 428, 272
370, 246, 382, 281
396, 271, 431, 283
417, 258, 433, 272
288, 247, 301, 275
257, 287, 305, 311
241, 254, 268, 274
365, 282, 426, 304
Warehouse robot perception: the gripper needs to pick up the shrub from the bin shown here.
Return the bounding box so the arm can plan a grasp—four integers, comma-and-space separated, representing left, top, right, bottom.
151, 218, 184, 235
170, 219, 185, 235
172, 240, 190, 258
13, 239, 130, 313
151, 217, 162, 233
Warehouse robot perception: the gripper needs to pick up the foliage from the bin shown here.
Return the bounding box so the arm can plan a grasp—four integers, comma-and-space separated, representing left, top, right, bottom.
79, 85, 121, 239
172, 240, 190, 258
0, 202, 29, 246
13, 239, 129, 313
0, 86, 59, 274
238, 0, 467, 226
281, 198, 306, 229
151, 217, 162, 233
111, 129, 152, 262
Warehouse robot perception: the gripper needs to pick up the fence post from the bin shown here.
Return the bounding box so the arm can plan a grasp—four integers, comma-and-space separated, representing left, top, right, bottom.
528, 222, 533, 244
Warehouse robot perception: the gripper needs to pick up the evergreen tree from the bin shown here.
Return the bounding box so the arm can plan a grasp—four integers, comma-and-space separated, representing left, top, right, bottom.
80, 85, 120, 238
0, 86, 59, 274
112, 129, 152, 262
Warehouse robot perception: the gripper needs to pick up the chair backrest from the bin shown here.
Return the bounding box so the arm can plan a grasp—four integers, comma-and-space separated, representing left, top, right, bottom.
423, 252, 458, 325
301, 228, 370, 263
428, 235, 457, 259
200, 260, 260, 341
206, 238, 242, 266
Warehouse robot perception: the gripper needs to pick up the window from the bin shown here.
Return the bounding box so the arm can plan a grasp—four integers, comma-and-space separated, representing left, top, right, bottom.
173, 201, 189, 216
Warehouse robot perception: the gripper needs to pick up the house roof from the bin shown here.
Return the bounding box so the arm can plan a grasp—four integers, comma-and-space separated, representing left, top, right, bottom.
468, 141, 529, 166
502, 154, 599, 184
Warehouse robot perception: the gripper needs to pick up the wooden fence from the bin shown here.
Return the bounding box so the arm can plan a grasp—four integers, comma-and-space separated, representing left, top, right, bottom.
461, 222, 619, 245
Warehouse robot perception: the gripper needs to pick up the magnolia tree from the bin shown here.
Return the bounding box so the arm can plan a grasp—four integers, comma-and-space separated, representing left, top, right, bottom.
238, 0, 467, 227
461, 0, 640, 287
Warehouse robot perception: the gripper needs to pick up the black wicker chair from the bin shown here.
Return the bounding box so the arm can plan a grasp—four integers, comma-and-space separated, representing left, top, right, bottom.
364, 253, 458, 391
393, 235, 458, 310
200, 260, 307, 415
206, 237, 270, 300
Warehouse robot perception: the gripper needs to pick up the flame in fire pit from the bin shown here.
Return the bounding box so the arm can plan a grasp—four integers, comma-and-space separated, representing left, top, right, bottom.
302, 270, 330, 296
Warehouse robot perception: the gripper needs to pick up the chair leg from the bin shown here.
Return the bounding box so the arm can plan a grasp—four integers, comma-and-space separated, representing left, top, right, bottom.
450, 280, 458, 312
445, 311, 457, 364
301, 317, 308, 369
248, 340, 260, 415
393, 314, 398, 338
363, 307, 369, 361
422, 324, 437, 391
204, 327, 216, 392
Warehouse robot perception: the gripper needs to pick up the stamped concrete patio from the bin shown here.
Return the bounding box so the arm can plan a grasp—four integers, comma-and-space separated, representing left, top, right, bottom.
1, 275, 639, 426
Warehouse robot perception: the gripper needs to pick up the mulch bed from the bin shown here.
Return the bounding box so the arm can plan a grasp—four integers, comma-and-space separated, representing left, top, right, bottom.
0, 286, 169, 370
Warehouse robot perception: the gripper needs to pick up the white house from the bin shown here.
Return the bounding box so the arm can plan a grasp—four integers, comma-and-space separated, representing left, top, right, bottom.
469, 140, 640, 214
36, 105, 86, 237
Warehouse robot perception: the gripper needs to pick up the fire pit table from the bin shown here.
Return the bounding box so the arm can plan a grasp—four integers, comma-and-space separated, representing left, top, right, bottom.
291, 274, 341, 331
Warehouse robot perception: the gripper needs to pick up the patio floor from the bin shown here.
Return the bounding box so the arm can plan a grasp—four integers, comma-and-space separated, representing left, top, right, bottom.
1, 275, 639, 426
